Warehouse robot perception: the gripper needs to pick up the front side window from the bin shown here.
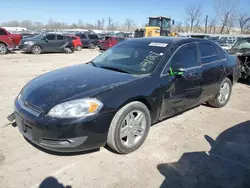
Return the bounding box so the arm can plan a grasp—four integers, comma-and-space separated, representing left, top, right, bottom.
0, 29, 7, 35
168, 43, 199, 69
91, 41, 168, 75
46, 34, 56, 40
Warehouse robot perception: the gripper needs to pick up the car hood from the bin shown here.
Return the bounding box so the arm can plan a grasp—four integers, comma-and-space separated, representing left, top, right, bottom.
20, 64, 136, 113
228, 48, 250, 56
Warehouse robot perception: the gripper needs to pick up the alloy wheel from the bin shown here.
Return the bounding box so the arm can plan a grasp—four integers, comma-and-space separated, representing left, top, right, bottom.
218, 82, 230, 104
120, 110, 146, 148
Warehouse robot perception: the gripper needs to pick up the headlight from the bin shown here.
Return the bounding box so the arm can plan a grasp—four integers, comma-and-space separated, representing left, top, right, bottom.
24, 41, 33, 45
47, 98, 103, 118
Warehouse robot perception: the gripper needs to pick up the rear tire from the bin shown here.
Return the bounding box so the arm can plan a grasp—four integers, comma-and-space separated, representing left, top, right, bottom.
89, 43, 96, 49
107, 101, 151, 154
76, 45, 82, 51
31, 45, 42, 54
0, 43, 8, 54
207, 77, 232, 108
63, 47, 73, 54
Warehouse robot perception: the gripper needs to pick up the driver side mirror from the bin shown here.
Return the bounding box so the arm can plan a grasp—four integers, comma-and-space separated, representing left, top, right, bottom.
44, 37, 48, 42
168, 64, 185, 76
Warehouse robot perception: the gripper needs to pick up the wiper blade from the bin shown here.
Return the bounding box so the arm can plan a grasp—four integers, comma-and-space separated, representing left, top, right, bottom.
88, 61, 97, 67
99, 66, 130, 74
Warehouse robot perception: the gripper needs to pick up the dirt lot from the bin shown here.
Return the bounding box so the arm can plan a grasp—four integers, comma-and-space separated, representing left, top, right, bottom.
0, 50, 250, 188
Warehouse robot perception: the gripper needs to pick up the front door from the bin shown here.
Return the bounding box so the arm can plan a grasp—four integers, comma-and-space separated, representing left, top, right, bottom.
160, 42, 202, 119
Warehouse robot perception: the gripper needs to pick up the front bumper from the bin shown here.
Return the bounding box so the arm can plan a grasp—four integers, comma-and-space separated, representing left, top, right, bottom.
19, 44, 32, 52
12, 98, 114, 152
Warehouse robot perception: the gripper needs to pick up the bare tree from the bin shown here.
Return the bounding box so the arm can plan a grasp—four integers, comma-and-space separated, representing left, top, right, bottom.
208, 18, 217, 33
20, 20, 33, 29
101, 19, 105, 30
123, 18, 136, 31
213, 0, 239, 34
185, 2, 202, 33
238, 13, 250, 34
96, 20, 102, 30
78, 20, 84, 29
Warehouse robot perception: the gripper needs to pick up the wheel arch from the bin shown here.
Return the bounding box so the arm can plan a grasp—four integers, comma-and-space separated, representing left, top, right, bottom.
117, 96, 153, 114
0, 41, 8, 46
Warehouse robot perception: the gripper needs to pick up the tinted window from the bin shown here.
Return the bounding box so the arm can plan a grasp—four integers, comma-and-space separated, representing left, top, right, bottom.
169, 43, 198, 69
199, 43, 217, 57
57, 35, 64, 40
79, 34, 87, 39
46, 34, 56, 40
0, 29, 7, 35
215, 44, 227, 59
88, 34, 99, 39
57, 35, 65, 40
117, 38, 125, 42
199, 43, 218, 64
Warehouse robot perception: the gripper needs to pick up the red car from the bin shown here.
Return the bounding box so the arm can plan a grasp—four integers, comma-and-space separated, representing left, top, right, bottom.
99, 36, 125, 50
0, 28, 22, 54
68, 35, 83, 51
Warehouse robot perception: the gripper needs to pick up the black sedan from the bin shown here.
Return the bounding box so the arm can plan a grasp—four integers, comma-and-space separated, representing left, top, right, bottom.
19, 33, 74, 54
8, 37, 239, 154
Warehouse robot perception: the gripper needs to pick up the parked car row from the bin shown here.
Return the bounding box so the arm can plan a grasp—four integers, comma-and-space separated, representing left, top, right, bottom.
0, 27, 127, 55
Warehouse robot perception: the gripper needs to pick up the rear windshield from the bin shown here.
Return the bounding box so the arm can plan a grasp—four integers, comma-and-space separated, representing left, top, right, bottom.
105, 36, 111, 40
232, 38, 250, 49
92, 41, 169, 75
88, 34, 99, 39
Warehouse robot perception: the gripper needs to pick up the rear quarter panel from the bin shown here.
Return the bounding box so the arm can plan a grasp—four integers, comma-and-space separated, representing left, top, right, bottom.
227, 54, 240, 84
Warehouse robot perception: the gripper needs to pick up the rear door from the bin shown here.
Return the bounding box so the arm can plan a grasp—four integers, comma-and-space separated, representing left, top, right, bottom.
80, 34, 89, 47
43, 34, 57, 52
198, 42, 226, 101
160, 42, 202, 118
56, 35, 67, 51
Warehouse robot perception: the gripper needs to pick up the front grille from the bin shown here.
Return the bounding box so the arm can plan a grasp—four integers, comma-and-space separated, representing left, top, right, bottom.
24, 101, 42, 114
18, 96, 41, 117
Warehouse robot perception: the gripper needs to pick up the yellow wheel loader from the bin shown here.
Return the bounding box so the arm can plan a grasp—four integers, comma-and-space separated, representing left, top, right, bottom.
134, 16, 176, 38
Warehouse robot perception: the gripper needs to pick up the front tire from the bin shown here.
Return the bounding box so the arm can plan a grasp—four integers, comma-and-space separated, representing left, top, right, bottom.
207, 77, 232, 108
107, 101, 151, 154
0, 43, 8, 54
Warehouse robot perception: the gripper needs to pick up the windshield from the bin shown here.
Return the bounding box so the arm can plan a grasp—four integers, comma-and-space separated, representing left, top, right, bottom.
149, 18, 161, 27
91, 41, 168, 75
31, 34, 44, 40
232, 38, 250, 49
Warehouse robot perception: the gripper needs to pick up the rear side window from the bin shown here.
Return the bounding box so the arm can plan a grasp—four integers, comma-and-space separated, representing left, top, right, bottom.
215, 44, 227, 60
88, 34, 99, 39
117, 38, 125, 42
46, 34, 56, 40
199, 43, 218, 64
0, 29, 7, 35
79, 34, 87, 39
105, 36, 111, 40
57, 35, 65, 40
169, 43, 199, 69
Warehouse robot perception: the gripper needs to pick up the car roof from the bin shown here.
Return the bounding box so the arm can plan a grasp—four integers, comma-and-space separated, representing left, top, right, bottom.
126, 36, 208, 46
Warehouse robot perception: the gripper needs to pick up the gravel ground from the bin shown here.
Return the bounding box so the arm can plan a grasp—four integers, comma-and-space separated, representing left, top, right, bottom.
0, 50, 250, 188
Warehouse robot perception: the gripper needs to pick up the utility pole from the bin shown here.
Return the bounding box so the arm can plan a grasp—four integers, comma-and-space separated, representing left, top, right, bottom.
205, 15, 208, 33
